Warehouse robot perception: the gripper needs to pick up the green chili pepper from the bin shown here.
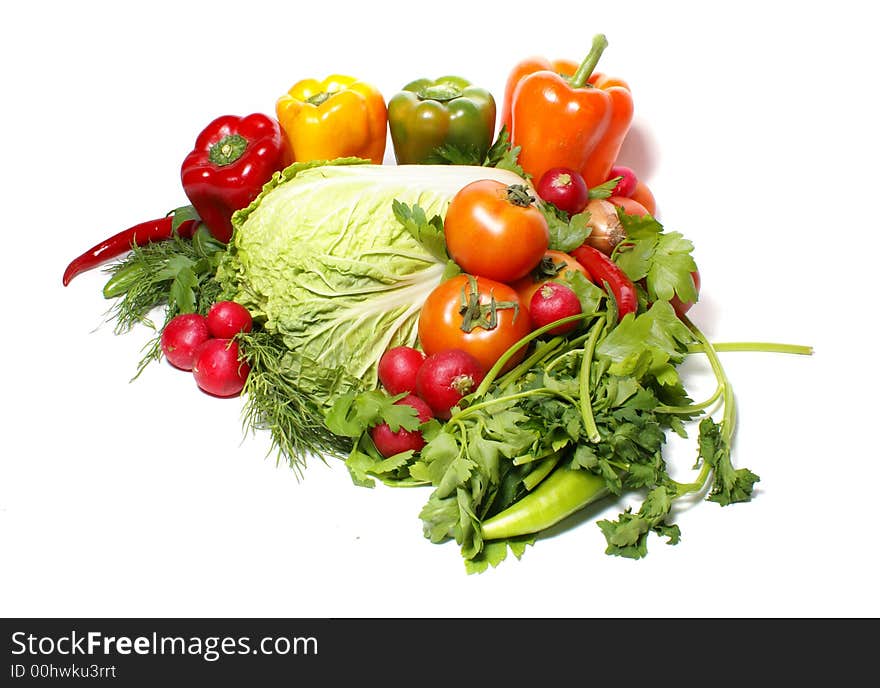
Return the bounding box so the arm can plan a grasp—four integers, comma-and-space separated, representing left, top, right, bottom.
480, 465, 609, 540
387, 76, 496, 165
102, 262, 148, 299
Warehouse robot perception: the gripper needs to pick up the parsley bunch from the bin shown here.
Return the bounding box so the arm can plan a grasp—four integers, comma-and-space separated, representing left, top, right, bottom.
327, 211, 810, 573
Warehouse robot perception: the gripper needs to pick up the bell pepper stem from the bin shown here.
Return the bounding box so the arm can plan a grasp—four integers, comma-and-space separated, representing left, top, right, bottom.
569, 34, 609, 89
418, 83, 464, 102
208, 134, 248, 166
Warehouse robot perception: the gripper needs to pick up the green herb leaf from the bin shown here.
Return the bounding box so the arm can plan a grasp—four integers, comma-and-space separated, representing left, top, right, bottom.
392, 199, 449, 262
588, 176, 622, 200
168, 204, 201, 233
325, 389, 417, 438
424, 144, 483, 166
596, 301, 696, 379
542, 204, 591, 253
483, 126, 525, 177
168, 265, 197, 314
597, 485, 680, 558
698, 417, 760, 506
615, 211, 699, 304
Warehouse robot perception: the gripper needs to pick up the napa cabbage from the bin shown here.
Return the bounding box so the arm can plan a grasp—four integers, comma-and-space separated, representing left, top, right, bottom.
217, 158, 527, 410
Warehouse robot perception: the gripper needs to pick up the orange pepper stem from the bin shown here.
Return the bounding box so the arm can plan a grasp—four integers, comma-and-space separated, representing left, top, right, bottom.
568, 34, 609, 89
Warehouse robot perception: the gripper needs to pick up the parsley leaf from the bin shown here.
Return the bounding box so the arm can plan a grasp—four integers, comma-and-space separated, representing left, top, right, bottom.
541, 203, 592, 253
392, 200, 448, 262
615, 211, 699, 304
325, 389, 417, 438
698, 417, 761, 506
597, 485, 681, 559
483, 125, 525, 177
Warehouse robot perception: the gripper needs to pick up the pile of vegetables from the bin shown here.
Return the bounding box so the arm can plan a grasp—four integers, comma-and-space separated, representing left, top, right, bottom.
62, 35, 812, 573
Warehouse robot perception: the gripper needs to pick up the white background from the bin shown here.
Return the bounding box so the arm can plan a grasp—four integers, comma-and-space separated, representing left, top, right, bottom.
2, 0, 877, 618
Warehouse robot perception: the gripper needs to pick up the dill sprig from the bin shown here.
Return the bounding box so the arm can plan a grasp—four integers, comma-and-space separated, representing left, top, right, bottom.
238, 330, 356, 476
101, 229, 226, 377
99, 228, 358, 473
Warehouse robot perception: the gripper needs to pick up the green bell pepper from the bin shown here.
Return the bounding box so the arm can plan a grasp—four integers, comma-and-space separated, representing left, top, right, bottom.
387, 76, 496, 165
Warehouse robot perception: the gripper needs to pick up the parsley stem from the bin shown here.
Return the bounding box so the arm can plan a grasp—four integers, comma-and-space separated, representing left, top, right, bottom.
579, 319, 606, 443
672, 462, 713, 497
514, 447, 564, 466
496, 336, 566, 392
656, 385, 723, 415
688, 341, 814, 356
522, 453, 561, 489
470, 312, 596, 399
670, 317, 738, 498
455, 387, 578, 422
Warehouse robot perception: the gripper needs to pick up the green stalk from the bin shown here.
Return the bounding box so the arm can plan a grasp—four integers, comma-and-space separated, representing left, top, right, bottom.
672, 317, 736, 497
453, 387, 578, 422
578, 319, 606, 443
470, 312, 595, 399
568, 34, 609, 89
689, 341, 814, 356
522, 453, 561, 490
495, 336, 566, 392
656, 384, 723, 415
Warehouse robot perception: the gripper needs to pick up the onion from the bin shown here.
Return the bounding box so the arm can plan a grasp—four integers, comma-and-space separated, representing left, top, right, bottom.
584, 198, 626, 255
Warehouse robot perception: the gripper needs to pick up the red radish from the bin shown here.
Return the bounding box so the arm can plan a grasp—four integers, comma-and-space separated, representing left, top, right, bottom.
536, 167, 589, 215
378, 346, 426, 394
207, 300, 253, 339
370, 394, 434, 457
416, 349, 486, 419
607, 165, 638, 198
529, 282, 582, 335
192, 339, 250, 397
161, 313, 211, 371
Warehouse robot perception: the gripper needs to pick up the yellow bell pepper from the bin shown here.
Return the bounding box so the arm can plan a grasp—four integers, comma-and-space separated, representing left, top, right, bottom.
276, 74, 388, 164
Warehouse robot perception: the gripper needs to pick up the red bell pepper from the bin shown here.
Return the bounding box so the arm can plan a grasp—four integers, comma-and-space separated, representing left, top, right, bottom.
180, 113, 287, 244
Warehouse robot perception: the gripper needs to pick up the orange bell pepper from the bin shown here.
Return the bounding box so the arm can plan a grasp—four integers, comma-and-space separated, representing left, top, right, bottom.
499, 57, 578, 134
276, 74, 387, 164
508, 35, 634, 189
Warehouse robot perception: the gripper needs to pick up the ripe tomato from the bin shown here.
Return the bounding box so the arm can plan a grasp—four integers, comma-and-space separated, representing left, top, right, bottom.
511, 250, 592, 313
443, 179, 549, 283
629, 180, 657, 216
608, 195, 649, 217
418, 274, 532, 374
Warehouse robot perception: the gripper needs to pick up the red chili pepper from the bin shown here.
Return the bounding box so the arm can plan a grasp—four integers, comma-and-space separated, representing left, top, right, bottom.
570, 243, 638, 320
62, 216, 198, 287
180, 113, 287, 244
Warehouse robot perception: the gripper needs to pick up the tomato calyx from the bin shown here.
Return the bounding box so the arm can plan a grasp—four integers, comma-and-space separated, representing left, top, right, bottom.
458, 275, 520, 333
527, 255, 567, 282
505, 184, 537, 208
